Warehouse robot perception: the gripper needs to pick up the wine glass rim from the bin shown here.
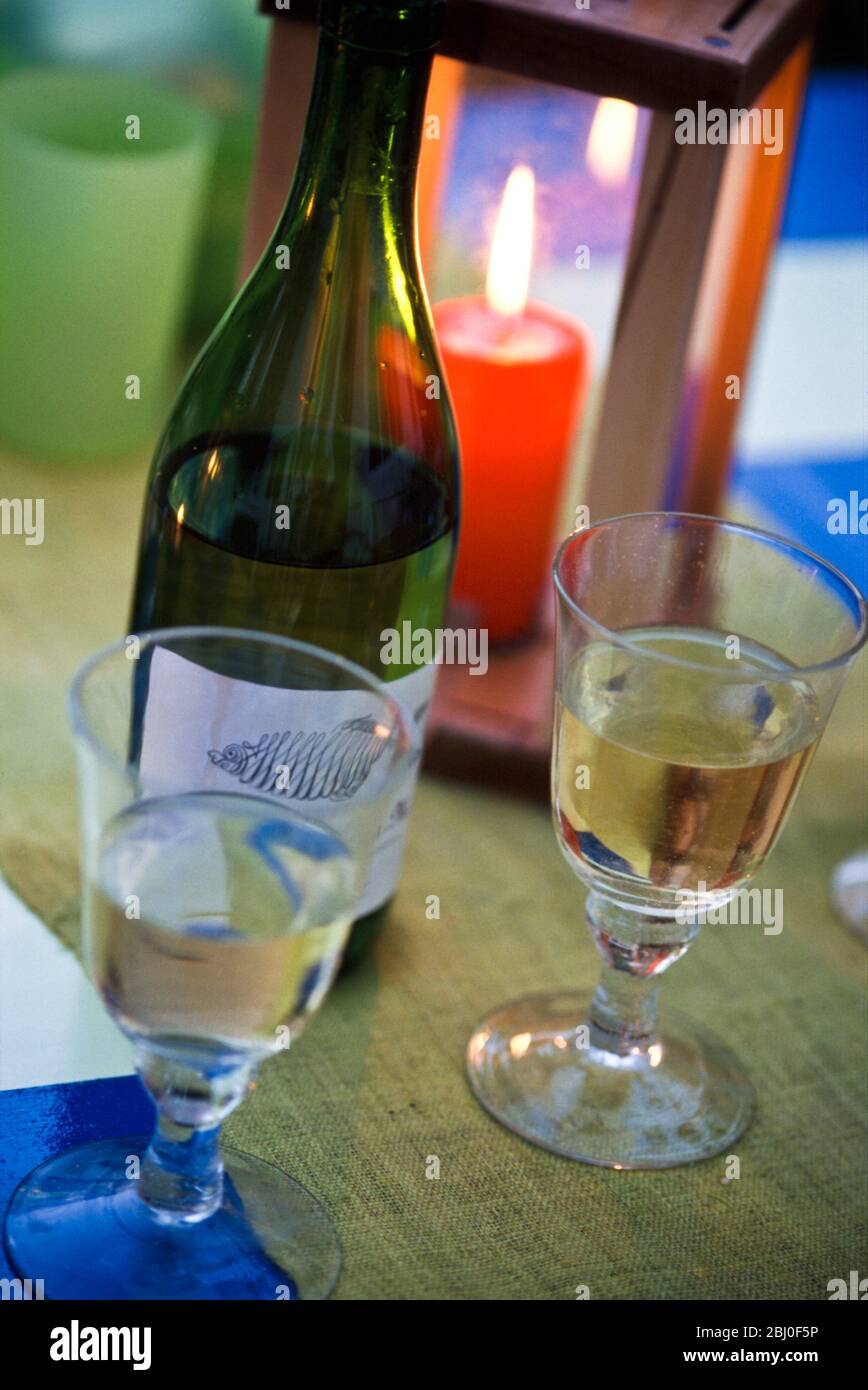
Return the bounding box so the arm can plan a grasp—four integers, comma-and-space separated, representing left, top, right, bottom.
553, 511, 868, 680
67, 624, 421, 784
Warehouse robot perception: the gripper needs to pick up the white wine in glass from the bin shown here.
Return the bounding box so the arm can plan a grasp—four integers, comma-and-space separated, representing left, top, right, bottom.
555, 627, 821, 906
90, 792, 355, 1057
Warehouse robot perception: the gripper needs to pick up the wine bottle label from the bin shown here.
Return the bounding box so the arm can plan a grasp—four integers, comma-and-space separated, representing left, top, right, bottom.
137, 647, 435, 918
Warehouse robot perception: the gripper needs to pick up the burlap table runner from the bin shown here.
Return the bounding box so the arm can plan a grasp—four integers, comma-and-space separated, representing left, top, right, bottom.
1, 447, 865, 1299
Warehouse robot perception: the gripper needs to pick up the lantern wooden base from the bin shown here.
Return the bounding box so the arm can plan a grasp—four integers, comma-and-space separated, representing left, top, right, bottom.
424, 591, 554, 801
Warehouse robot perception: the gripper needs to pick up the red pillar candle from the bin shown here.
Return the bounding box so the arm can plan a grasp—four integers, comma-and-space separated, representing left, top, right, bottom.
433, 168, 591, 645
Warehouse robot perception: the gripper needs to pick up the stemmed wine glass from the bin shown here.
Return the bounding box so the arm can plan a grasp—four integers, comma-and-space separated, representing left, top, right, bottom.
4, 628, 417, 1298
467, 513, 867, 1168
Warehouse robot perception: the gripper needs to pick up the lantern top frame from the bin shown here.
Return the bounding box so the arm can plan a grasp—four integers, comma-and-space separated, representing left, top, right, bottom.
260, 0, 824, 111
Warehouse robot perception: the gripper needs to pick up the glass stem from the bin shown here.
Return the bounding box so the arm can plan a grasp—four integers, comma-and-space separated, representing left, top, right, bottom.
134, 1045, 256, 1224
585, 892, 699, 1057
589, 965, 661, 1054
140, 1116, 224, 1221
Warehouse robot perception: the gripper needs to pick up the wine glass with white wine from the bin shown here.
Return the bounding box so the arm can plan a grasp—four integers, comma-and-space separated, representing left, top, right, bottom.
467, 513, 866, 1168
4, 628, 417, 1298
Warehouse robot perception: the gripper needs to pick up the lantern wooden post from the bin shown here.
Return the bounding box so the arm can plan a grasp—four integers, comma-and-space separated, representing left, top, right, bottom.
677, 40, 813, 514
581, 114, 727, 519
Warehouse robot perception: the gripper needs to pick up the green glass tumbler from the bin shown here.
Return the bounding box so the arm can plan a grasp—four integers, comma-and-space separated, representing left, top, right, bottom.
0, 70, 213, 457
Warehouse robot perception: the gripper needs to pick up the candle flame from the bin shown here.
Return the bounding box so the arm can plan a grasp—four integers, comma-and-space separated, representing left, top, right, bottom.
586, 98, 637, 187
485, 164, 535, 318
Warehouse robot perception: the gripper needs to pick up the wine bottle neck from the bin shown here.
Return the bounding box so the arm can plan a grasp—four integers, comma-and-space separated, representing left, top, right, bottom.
280, 29, 433, 234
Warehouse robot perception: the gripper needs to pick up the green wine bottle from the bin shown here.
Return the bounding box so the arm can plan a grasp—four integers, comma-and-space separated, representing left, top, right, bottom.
130, 0, 459, 967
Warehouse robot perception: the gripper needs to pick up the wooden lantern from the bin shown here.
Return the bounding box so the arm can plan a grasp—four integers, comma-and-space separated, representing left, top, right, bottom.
243, 0, 822, 796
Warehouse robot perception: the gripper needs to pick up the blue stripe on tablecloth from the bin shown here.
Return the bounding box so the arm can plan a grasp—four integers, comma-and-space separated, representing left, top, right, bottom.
0, 1075, 151, 1281
731, 456, 868, 593
782, 73, 866, 243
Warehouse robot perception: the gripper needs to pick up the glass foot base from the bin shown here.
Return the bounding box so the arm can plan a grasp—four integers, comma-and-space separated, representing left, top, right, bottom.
4, 1137, 341, 1299
466, 991, 753, 1168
